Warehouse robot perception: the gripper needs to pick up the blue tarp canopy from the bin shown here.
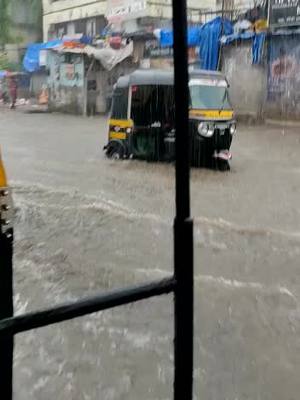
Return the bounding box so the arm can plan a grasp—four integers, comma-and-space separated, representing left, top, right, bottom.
23, 40, 62, 72
199, 17, 233, 70
160, 25, 203, 47
23, 35, 92, 73
252, 33, 266, 64
159, 18, 233, 70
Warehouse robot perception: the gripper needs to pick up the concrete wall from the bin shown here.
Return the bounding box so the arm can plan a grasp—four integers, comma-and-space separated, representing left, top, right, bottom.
222, 43, 267, 121
48, 85, 84, 113
46, 47, 137, 115
264, 35, 300, 121
222, 39, 300, 121
47, 51, 85, 114
95, 59, 136, 113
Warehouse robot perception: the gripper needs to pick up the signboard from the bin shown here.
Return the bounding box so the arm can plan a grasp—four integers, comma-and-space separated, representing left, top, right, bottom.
106, 0, 147, 22
269, 0, 300, 27
145, 41, 199, 64
149, 46, 174, 58
39, 50, 47, 67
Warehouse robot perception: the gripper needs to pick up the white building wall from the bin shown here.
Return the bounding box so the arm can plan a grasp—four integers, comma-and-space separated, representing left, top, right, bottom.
43, 0, 106, 40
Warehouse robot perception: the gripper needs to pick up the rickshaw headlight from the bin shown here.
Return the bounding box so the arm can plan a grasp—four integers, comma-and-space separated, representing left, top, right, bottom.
198, 122, 214, 138
230, 123, 236, 135
126, 127, 132, 134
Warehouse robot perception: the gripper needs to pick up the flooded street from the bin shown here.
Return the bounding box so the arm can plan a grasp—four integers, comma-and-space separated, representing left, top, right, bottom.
1, 109, 300, 399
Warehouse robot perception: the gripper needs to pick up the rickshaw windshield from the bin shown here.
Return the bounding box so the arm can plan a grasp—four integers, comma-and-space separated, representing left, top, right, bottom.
111, 87, 128, 119
189, 79, 231, 110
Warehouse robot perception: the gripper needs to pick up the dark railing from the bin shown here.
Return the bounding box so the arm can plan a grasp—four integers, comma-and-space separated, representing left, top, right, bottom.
0, 0, 193, 398
149, 1, 246, 23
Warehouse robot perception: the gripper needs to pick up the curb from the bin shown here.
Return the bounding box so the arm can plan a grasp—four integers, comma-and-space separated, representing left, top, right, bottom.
265, 118, 300, 128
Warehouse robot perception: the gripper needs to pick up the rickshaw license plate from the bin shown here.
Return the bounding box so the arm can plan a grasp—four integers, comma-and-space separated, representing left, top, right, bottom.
213, 150, 232, 160
216, 123, 228, 131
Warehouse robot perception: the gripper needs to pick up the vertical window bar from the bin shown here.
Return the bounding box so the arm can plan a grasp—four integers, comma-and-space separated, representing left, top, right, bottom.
0, 231, 14, 400
172, 0, 194, 399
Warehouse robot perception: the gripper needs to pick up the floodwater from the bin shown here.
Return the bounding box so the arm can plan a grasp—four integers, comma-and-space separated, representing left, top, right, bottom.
1, 109, 300, 400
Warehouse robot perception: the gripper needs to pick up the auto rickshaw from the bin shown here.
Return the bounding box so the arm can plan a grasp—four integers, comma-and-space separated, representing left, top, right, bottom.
104, 69, 236, 170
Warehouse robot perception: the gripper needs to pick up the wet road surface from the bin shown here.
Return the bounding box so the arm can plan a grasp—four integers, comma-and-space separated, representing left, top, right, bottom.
1, 109, 300, 399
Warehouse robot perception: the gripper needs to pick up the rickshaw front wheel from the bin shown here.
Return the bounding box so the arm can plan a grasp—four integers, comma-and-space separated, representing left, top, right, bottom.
106, 142, 125, 160
216, 159, 230, 171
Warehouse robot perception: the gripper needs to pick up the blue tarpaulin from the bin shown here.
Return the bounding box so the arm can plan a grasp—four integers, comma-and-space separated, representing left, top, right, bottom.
252, 33, 266, 64
160, 25, 202, 48
159, 18, 233, 70
199, 17, 233, 70
23, 40, 62, 72
160, 30, 173, 47
79, 35, 93, 44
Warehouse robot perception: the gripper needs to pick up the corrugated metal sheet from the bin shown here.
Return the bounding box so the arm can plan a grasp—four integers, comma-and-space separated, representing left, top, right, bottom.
53, 42, 134, 71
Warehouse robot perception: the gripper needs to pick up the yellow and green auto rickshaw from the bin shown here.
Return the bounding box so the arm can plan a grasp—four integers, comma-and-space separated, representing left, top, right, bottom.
104, 69, 236, 170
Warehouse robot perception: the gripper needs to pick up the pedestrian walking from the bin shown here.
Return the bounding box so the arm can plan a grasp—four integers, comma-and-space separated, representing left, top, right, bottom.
87, 80, 97, 116
8, 76, 17, 109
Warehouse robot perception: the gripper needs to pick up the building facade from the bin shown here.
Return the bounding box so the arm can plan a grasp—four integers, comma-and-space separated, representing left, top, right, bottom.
42, 0, 232, 41
42, 0, 107, 40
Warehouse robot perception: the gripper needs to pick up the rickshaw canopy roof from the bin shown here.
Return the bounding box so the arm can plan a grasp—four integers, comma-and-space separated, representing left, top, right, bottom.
116, 68, 228, 88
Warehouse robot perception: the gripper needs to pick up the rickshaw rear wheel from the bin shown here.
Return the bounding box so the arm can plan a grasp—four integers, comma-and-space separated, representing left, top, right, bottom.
111, 151, 121, 160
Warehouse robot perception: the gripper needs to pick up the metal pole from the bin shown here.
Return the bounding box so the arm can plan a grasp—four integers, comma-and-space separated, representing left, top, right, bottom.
0, 229, 14, 400
171, 0, 194, 398
267, 0, 271, 31
217, 0, 225, 71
